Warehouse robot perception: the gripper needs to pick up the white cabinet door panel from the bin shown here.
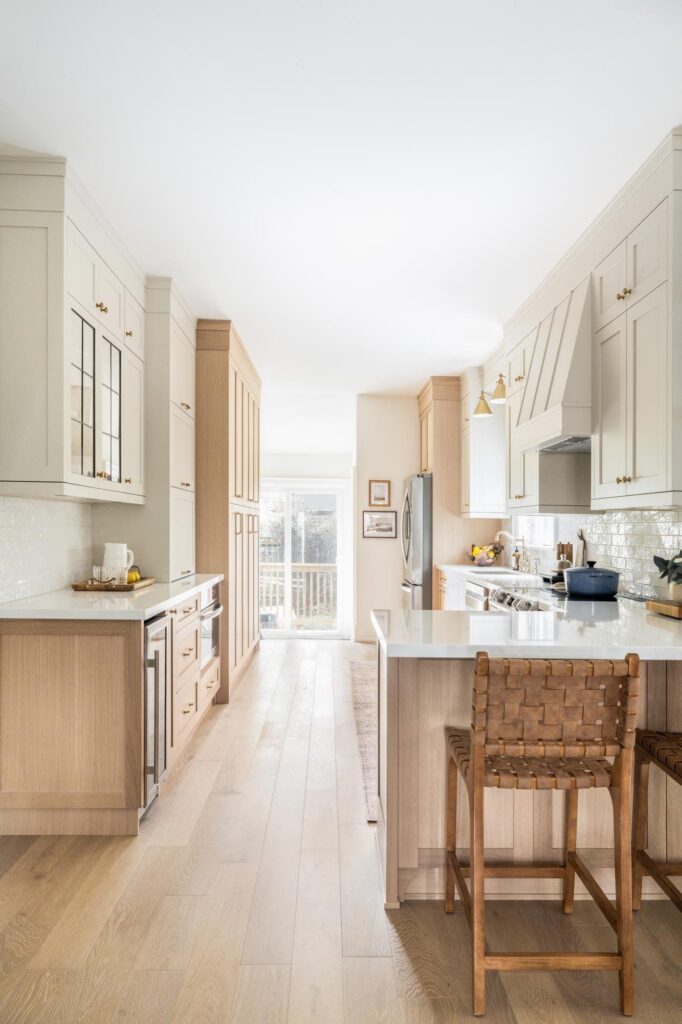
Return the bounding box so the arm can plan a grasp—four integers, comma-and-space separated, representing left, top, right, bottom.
171, 323, 195, 418
592, 240, 627, 332
124, 291, 145, 361
626, 284, 668, 496
171, 408, 195, 492
627, 199, 668, 308
66, 221, 98, 319
94, 260, 124, 340
171, 490, 195, 581
122, 349, 144, 495
592, 315, 627, 499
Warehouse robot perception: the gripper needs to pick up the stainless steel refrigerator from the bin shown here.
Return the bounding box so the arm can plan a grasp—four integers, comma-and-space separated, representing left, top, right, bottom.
400, 473, 433, 610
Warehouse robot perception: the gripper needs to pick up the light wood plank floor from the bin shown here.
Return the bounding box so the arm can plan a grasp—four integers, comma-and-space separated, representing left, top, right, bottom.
0, 638, 681, 1023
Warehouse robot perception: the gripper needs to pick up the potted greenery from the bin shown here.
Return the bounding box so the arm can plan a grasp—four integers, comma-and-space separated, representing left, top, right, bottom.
653, 551, 682, 601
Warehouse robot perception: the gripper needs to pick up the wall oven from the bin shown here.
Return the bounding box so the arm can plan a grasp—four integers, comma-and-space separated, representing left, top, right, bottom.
143, 613, 170, 817
200, 581, 223, 669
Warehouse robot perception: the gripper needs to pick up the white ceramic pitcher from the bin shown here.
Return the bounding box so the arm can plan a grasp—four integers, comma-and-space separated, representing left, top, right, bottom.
102, 543, 135, 571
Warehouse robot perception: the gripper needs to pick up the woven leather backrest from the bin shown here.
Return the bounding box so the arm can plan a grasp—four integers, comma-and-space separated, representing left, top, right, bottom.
472, 652, 640, 758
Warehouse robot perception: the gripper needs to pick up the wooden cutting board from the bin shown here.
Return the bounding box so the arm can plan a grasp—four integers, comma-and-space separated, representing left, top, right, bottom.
72, 576, 155, 592
645, 597, 682, 619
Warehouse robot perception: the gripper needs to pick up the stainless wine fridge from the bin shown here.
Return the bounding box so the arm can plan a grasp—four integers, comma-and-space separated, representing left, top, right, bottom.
143, 613, 171, 816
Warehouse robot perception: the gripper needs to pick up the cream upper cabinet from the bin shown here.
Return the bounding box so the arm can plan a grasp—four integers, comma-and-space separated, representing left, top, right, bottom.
122, 348, 144, 495
170, 489, 195, 581
124, 291, 145, 361
171, 408, 195, 492
592, 315, 627, 499
625, 283, 668, 496
592, 200, 668, 333
171, 323, 196, 418
592, 241, 627, 332
506, 389, 529, 507
592, 283, 668, 505
67, 221, 99, 320
627, 200, 668, 308
94, 259, 124, 340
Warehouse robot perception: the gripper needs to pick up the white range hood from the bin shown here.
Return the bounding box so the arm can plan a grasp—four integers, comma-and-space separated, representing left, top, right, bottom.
513, 276, 591, 454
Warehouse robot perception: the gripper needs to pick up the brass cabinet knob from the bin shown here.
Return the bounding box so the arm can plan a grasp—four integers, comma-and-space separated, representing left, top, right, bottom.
623, 287, 632, 296
624, 475, 632, 483
125, 329, 133, 337
180, 480, 191, 488
616, 291, 625, 301
180, 401, 191, 411
124, 477, 132, 484
514, 374, 525, 382
616, 476, 624, 484
96, 301, 109, 313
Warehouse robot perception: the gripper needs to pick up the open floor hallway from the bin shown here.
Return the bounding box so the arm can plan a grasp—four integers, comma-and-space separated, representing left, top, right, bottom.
0, 639, 681, 1023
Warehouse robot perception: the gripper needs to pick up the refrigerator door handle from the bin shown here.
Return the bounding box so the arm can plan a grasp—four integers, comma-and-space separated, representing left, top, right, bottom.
400, 489, 411, 568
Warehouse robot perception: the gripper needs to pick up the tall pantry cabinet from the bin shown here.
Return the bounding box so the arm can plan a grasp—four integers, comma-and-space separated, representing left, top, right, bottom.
196, 319, 261, 702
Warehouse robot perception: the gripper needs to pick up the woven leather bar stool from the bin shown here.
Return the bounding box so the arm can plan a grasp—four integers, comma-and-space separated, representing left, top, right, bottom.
633, 729, 682, 912
445, 651, 640, 1017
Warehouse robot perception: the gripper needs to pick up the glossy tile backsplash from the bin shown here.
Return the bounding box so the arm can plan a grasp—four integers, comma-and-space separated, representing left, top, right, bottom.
0, 498, 93, 602
517, 510, 682, 599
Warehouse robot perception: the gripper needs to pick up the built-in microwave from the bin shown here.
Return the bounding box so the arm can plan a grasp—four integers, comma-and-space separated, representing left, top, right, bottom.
199, 581, 222, 669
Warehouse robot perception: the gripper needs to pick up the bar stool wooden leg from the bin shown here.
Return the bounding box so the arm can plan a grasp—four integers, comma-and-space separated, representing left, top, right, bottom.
470, 755, 486, 1016
632, 746, 650, 912
445, 755, 457, 914
611, 752, 635, 1016
563, 789, 578, 914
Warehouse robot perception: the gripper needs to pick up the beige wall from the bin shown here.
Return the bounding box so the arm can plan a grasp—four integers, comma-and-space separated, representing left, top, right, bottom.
354, 394, 420, 641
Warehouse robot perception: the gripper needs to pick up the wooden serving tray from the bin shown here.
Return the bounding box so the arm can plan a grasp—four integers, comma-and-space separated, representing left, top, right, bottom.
645, 597, 682, 620
72, 576, 156, 593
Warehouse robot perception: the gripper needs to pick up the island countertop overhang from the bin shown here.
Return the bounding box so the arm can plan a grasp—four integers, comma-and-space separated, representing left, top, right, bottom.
371, 604, 682, 661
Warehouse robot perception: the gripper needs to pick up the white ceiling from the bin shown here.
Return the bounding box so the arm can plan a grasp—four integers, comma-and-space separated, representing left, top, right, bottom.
2, 1, 682, 417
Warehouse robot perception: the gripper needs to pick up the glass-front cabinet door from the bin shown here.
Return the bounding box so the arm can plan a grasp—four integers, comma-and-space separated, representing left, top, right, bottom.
69, 308, 96, 479
98, 335, 122, 483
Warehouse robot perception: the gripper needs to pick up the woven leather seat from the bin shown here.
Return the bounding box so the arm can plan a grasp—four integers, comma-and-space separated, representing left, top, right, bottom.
447, 728, 613, 790
636, 730, 682, 780
445, 652, 640, 1017
633, 729, 682, 916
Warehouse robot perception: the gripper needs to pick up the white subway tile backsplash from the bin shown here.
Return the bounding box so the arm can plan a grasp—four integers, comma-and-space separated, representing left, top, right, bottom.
0, 497, 93, 603
514, 509, 682, 599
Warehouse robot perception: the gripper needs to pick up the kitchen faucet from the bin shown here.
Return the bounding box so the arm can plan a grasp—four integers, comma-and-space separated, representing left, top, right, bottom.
495, 530, 530, 571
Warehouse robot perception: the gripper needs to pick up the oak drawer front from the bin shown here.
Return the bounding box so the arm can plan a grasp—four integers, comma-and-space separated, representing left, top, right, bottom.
198, 658, 220, 712
173, 618, 200, 688
173, 673, 198, 742
169, 595, 199, 629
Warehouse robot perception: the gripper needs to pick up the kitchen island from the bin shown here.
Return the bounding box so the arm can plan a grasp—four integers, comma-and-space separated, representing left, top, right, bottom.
371, 603, 682, 908
0, 575, 223, 836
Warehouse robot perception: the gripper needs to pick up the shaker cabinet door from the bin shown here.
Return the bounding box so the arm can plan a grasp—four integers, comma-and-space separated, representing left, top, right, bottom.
626, 199, 668, 308
124, 291, 145, 361
625, 283, 668, 497
122, 348, 144, 495
171, 409, 195, 492
171, 324, 196, 418
171, 490, 195, 581
592, 314, 627, 500
592, 240, 627, 333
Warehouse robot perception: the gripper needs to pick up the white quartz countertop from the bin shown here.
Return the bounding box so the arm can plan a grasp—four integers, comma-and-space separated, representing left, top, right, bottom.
371, 600, 682, 660
0, 574, 224, 621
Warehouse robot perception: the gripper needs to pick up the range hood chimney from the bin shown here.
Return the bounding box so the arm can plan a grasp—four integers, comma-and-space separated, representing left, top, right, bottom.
513, 276, 591, 454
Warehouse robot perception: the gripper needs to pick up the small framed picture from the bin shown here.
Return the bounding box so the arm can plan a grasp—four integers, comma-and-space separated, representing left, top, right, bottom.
363, 510, 397, 539
368, 479, 391, 507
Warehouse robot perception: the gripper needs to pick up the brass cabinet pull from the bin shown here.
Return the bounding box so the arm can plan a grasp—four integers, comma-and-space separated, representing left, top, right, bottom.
182, 605, 194, 614
616, 291, 625, 301
623, 287, 632, 296
616, 476, 623, 484
513, 493, 524, 500
624, 475, 632, 483
180, 481, 191, 488
96, 301, 109, 313
514, 374, 524, 382
182, 648, 194, 656
180, 401, 191, 411
182, 704, 194, 715
206, 680, 216, 689
124, 477, 132, 484
125, 329, 133, 337
180, 569, 192, 576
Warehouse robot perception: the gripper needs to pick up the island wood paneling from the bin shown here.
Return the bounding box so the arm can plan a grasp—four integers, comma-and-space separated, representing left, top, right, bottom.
377, 653, 680, 905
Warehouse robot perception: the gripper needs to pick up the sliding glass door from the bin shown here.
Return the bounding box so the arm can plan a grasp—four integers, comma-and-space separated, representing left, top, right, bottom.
260, 482, 346, 636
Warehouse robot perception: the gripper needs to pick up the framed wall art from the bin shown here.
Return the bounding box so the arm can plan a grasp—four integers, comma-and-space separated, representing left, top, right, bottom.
363, 510, 397, 539
368, 479, 391, 507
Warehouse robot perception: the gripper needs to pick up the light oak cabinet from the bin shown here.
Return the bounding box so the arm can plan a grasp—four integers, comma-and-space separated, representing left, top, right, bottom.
196, 319, 262, 702
419, 405, 433, 473
0, 156, 146, 504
